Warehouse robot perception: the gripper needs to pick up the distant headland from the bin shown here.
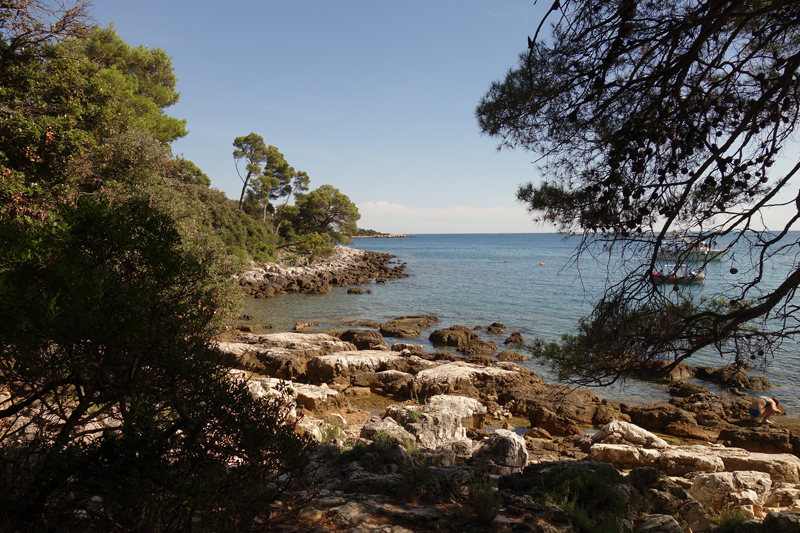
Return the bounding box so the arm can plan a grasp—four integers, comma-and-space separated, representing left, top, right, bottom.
353, 228, 414, 238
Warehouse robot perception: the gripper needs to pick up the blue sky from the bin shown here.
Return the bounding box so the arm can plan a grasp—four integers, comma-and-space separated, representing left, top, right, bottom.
89, 1, 797, 234
89, 1, 554, 233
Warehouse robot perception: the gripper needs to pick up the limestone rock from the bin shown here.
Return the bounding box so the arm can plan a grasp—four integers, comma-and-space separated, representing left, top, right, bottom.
634, 514, 684, 533
471, 428, 529, 475
307, 351, 439, 384
427, 394, 487, 429
497, 350, 530, 362
592, 420, 669, 449
218, 332, 357, 379
391, 343, 424, 355
412, 361, 542, 400
360, 416, 416, 445
351, 370, 414, 395
428, 325, 477, 350
339, 329, 390, 351
379, 315, 439, 338
232, 371, 348, 415
529, 406, 581, 436
384, 403, 468, 450
461, 338, 498, 356
717, 427, 797, 455
689, 471, 772, 518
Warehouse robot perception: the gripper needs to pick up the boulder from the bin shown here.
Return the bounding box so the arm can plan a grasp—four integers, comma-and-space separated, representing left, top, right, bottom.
529, 406, 581, 436
351, 370, 414, 395
412, 361, 544, 401
628, 467, 715, 533
218, 332, 357, 379
504, 332, 524, 346
360, 416, 416, 445
497, 350, 529, 362
427, 394, 487, 429
706, 448, 800, 484
634, 515, 684, 533
591, 421, 669, 449
339, 329, 390, 351
765, 484, 800, 510
689, 471, 772, 517
428, 325, 477, 350
486, 322, 507, 334
717, 427, 797, 455
695, 364, 773, 391
591, 442, 800, 484
501, 386, 607, 424
460, 338, 498, 356
391, 343, 424, 355
384, 403, 469, 450
307, 351, 439, 384
379, 315, 439, 338
471, 428, 529, 475
231, 371, 348, 415
762, 512, 800, 533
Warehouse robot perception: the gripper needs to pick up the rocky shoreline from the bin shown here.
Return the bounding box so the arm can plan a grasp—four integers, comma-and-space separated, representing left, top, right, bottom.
238, 245, 408, 298
220, 330, 800, 532
226, 250, 800, 531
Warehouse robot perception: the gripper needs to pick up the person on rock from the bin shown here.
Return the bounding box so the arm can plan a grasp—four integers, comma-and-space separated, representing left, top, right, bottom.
749, 396, 780, 424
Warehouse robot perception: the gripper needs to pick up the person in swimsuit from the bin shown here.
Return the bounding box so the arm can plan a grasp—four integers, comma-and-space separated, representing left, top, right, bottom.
749, 396, 780, 424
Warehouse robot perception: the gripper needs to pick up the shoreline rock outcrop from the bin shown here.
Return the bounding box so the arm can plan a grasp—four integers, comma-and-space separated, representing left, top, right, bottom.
216, 330, 800, 531
238, 245, 409, 297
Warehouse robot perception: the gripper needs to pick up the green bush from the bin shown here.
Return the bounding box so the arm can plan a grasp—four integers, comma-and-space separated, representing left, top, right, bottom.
0, 195, 313, 531
714, 506, 750, 533
471, 474, 502, 525
528, 464, 648, 533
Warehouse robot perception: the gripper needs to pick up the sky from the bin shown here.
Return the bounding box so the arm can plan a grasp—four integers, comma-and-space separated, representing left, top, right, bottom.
89, 1, 797, 234
88, 1, 556, 234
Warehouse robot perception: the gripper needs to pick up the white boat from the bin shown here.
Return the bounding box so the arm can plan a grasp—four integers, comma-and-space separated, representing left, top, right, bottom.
657, 237, 728, 262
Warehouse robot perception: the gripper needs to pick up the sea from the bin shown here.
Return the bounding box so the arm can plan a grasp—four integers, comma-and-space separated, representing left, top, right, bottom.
241, 232, 800, 416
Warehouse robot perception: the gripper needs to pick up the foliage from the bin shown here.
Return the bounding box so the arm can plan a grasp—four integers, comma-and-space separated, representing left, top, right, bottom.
476, 0, 800, 379
296, 232, 335, 262
713, 506, 750, 533
0, 5, 312, 529
169, 156, 211, 186
295, 184, 360, 244
0, 194, 314, 530
471, 474, 502, 525
527, 464, 647, 533
232, 132, 269, 210
74, 24, 188, 143
184, 185, 277, 262
526, 294, 770, 386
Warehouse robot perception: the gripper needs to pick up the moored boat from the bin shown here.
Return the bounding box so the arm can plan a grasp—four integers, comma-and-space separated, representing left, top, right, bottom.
657, 236, 728, 262
651, 264, 706, 285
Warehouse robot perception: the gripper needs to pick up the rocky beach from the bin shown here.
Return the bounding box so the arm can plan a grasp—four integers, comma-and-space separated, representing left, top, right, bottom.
227, 246, 800, 532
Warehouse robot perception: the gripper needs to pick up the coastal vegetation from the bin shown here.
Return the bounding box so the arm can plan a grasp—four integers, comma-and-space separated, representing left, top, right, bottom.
477, 0, 800, 385
0, 1, 364, 528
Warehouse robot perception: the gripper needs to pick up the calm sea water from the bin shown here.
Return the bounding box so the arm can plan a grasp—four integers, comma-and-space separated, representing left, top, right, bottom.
242, 233, 800, 416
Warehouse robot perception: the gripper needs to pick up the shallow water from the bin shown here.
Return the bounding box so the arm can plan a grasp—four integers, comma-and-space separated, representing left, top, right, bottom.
242, 233, 800, 416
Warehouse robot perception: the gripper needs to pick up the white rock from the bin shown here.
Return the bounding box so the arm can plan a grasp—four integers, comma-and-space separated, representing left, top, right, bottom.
689, 471, 772, 518
592, 420, 669, 449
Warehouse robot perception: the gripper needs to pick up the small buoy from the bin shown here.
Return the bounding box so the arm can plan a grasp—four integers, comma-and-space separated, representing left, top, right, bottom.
539, 262, 546, 266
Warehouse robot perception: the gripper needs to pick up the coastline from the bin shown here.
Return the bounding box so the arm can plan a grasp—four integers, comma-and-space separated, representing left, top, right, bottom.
238, 245, 408, 298
351, 233, 413, 239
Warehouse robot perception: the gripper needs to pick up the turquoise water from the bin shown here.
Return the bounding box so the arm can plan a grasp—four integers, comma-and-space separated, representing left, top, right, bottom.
241, 233, 800, 415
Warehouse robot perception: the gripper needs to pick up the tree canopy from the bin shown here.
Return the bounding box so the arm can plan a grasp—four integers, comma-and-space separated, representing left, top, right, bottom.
0, 4, 314, 528
476, 0, 800, 385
